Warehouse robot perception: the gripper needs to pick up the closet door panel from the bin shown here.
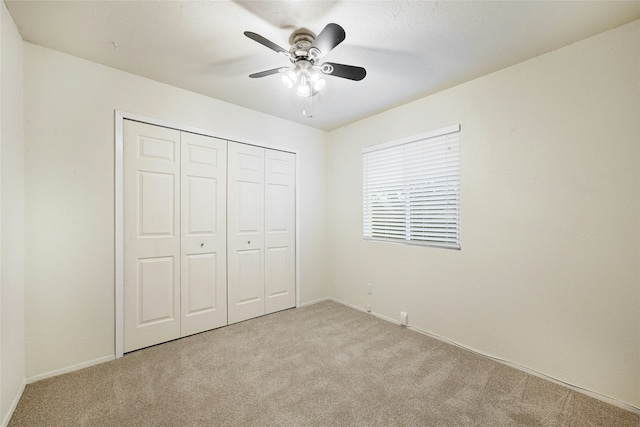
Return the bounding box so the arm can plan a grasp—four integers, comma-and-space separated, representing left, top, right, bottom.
181, 132, 227, 336
237, 249, 263, 302
265, 247, 288, 295
138, 257, 175, 323
124, 120, 181, 353
228, 142, 265, 324
264, 150, 296, 314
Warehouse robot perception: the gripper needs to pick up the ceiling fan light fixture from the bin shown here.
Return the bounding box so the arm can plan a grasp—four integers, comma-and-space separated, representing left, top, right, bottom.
310, 72, 325, 92
296, 81, 311, 97
281, 61, 326, 97
281, 69, 297, 89
296, 69, 324, 97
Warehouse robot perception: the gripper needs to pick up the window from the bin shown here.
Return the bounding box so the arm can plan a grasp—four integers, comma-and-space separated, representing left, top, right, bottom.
362, 124, 461, 249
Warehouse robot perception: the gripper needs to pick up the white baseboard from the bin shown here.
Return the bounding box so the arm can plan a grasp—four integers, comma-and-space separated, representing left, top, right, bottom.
327, 297, 640, 415
1, 379, 25, 427
326, 297, 360, 311
327, 297, 402, 325
297, 296, 330, 308
26, 355, 115, 385
406, 324, 640, 415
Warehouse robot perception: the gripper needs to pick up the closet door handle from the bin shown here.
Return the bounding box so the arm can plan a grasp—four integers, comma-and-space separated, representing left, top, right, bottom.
247, 240, 251, 245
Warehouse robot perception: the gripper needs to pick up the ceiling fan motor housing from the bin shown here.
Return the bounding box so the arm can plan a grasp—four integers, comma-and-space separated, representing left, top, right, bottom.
290, 32, 316, 62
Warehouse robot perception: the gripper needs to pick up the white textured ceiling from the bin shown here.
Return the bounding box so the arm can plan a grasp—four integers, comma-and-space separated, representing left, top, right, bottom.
6, 1, 640, 131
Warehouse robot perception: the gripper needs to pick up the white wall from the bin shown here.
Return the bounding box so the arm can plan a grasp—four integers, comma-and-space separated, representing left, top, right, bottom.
0, 1, 25, 424
17, 10, 640, 412
327, 20, 640, 408
23, 43, 328, 379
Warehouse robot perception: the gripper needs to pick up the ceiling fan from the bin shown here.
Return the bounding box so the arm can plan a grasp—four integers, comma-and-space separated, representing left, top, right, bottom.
244, 23, 366, 97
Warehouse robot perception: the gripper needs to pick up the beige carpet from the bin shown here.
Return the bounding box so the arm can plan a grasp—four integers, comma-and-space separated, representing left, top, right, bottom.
10, 301, 640, 426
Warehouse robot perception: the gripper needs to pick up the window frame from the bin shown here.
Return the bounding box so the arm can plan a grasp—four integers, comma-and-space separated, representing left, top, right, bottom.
362, 124, 461, 250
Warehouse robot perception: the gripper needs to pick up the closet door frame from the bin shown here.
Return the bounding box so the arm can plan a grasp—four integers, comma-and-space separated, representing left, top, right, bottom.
114, 110, 300, 358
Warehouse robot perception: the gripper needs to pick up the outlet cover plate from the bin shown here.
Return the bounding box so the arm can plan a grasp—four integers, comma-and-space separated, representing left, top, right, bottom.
400, 311, 408, 326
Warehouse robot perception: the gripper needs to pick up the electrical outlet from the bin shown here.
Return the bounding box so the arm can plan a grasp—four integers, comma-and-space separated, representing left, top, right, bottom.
367, 283, 373, 294
400, 311, 408, 326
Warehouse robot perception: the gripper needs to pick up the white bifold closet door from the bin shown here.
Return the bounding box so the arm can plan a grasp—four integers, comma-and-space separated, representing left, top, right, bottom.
123, 120, 227, 353
180, 131, 227, 336
227, 142, 296, 324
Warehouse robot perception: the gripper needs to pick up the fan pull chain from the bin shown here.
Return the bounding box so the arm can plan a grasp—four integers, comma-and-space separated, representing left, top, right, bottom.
303, 93, 314, 118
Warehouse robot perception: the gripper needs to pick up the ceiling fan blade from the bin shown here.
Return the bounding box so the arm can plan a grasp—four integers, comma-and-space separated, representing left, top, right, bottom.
244, 31, 291, 58
249, 68, 284, 78
309, 23, 345, 58
321, 62, 366, 81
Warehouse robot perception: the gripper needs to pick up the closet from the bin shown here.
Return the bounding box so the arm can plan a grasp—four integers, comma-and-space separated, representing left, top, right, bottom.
123, 120, 295, 353
227, 142, 296, 324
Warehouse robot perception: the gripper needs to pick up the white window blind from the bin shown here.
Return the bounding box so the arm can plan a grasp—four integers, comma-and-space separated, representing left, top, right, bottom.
362, 124, 461, 249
